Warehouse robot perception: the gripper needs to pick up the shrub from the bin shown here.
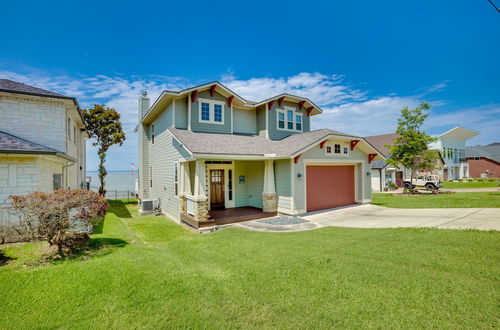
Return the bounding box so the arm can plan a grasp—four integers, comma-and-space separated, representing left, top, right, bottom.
458, 179, 463, 182
488, 178, 497, 182
388, 182, 397, 189
9, 190, 108, 255
467, 178, 473, 182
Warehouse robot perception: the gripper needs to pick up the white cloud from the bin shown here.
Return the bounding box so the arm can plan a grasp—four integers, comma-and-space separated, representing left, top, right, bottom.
0, 67, 498, 170
222, 72, 366, 105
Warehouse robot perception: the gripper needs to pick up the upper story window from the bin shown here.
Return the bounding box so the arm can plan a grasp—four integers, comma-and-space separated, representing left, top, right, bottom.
277, 107, 303, 132
67, 118, 71, 140
325, 142, 349, 156
199, 99, 224, 124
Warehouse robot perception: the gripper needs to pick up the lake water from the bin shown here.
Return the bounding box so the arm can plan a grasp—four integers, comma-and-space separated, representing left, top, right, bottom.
86, 171, 138, 194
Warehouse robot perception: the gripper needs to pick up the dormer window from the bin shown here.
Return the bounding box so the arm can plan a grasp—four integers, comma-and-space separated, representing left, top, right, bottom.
277, 107, 303, 132
199, 98, 224, 124
325, 142, 349, 156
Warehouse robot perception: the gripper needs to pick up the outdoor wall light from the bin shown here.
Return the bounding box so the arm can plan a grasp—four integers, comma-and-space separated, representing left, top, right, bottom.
367, 172, 371, 176
297, 173, 303, 178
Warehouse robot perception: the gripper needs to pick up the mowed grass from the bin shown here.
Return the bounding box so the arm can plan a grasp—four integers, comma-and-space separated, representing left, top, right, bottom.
442, 180, 499, 189
372, 192, 500, 208
0, 201, 499, 329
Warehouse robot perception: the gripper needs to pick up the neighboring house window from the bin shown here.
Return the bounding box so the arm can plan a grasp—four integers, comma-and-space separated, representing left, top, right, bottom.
173, 161, 179, 196
53, 174, 62, 190
151, 123, 155, 144
277, 107, 303, 132
343, 146, 348, 155
150, 166, 153, 188
198, 99, 225, 124
67, 118, 71, 140
326, 146, 332, 154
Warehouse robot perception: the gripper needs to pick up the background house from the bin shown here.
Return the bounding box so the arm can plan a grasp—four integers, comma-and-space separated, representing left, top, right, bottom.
0, 79, 87, 241
367, 126, 478, 191
137, 82, 383, 228
465, 143, 500, 178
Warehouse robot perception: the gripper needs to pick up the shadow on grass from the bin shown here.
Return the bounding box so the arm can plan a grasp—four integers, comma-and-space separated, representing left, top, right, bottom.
50, 237, 128, 265
107, 200, 133, 219
0, 250, 14, 267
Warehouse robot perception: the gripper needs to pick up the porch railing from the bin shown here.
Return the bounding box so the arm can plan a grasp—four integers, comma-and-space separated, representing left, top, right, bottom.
186, 194, 195, 216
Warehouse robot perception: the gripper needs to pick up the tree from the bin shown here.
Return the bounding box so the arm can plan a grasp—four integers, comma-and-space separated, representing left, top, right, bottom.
386, 102, 437, 189
83, 105, 126, 196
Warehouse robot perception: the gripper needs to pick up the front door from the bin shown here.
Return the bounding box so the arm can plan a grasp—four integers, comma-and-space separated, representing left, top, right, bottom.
210, 169, 225, 209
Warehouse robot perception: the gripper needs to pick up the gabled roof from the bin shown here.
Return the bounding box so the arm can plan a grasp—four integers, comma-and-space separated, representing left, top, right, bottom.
364, 133, 399, 156
168, 127, 384, 160
0, 79, 84, 123
142, 81, 323, 124
0, 130, 75, 161
466, 144, 500, 163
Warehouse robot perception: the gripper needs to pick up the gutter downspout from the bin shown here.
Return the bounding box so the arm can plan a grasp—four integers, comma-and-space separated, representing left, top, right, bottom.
62, 160, 75, 190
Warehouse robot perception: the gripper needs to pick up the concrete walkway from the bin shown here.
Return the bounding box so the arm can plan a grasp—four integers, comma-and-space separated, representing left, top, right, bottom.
234, 204, 500, 232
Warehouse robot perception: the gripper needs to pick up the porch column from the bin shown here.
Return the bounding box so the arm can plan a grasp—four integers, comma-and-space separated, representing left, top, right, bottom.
179, 161, 191, 215
180, 161, 192, 196
262, 159, 277, 213
192, 159, 209, 221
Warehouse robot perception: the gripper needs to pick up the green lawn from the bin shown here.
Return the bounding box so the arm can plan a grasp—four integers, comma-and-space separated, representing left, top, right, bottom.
0, 200, 498, 329
372, 192, 500, 208
442, 181, 499, 189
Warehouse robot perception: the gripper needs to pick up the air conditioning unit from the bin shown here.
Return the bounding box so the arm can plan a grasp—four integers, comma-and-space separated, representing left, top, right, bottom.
142, 199, 154, 212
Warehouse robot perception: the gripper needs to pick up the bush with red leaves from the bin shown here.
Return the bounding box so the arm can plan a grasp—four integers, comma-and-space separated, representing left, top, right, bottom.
10, 190, 108, 255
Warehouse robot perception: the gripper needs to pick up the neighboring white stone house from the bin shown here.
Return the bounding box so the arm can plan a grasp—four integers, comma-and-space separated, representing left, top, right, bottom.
0, 79, 87, 240
137, 82, 384, 229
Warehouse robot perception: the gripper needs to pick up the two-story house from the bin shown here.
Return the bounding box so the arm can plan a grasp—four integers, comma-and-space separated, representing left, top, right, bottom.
137, 82, 384, 229
429, 127, 479, 180
0, 79, 87, 236
366, 126, 480, 191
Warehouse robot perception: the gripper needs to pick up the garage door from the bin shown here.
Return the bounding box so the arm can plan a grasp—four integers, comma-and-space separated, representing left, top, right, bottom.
306, 165, 355, 212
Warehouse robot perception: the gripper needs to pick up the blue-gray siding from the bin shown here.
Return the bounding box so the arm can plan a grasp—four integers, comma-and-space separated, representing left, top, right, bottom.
190, 90, 231, 134
233, 108, 257, 134
175, 97, 188, 129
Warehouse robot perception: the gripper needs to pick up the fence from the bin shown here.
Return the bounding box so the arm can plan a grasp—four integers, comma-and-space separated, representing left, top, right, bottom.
103, 190, 137, 202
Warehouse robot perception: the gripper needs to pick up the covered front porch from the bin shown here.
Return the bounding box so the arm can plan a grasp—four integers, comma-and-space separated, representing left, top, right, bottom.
178, 159, 279, 228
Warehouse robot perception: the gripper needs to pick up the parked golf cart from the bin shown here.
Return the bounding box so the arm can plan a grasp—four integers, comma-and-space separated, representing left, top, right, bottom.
403, 174, 442, 191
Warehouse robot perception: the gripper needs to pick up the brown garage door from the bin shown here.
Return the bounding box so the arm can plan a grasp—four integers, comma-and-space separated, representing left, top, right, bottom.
306, 165, 355, 212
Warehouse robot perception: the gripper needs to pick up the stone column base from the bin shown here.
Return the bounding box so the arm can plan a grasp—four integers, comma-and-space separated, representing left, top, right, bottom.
262, 193, 277, 213
193, 199, 209, 222
179, 195, 187, 214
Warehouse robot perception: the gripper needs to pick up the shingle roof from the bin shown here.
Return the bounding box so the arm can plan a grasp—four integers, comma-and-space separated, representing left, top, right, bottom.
168, 127, 360, 157
364, 133, 399, 156
0, 130, 59, 153
0, 79, 71, 99
466, 144, 500, 163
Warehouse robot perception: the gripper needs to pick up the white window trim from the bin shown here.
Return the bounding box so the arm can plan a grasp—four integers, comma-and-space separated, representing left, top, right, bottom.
198, 98, 225, 125
325, 142, 349, 157
276, 106, 303, 132
173, 161, 179, 196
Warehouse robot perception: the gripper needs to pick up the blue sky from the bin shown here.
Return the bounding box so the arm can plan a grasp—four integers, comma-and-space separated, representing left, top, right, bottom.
1, 0, 499, 171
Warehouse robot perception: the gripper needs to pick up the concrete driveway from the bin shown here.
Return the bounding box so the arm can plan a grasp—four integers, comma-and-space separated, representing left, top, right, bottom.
235, 204, 500, 232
